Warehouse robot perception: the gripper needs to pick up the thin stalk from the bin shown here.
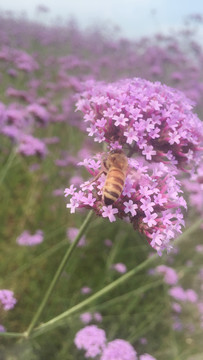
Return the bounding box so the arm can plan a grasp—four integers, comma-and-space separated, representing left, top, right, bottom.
86, 279, 163, 311
24, 210, 94, 338
29, 216, 202, 338
0, 149, 16, 185
31, 253, 158, 337
0, 332, 24, 338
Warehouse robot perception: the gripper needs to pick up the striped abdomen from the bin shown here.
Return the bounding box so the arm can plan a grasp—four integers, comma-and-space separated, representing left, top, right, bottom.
103, 168, 125, 205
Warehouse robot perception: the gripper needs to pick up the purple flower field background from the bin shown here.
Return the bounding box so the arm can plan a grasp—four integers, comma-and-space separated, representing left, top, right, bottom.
0, 10, 203, 360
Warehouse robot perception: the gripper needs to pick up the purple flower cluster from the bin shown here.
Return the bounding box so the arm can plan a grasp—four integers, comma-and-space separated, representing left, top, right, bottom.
65, 77, 203, 252
80, 312, 102, 324
182, 161, 203, 215
74, 325, 156, 359
155, 265, 178, 285
27, 103, 50, 125
76, 78, 203, 171
17, 134, 47, 157
151, 248, 203, 332
112, 262, 127, 273
0, 289, 17, 311
80, 286, 92, 295
169, 285, 200, 332
65, 155, 186, 252
16, 230, 44, 246
101, 339, 137, 360
0, 325, 6, 332
67, 227, 86, 247
0, 102, 48, 157
140, 355, 157, 360
0, 46, 39, 73
74, 325, 106, 358
169, 286, 198, 303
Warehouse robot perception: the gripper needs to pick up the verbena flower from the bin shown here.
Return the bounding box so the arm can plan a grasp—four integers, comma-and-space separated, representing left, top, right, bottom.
0, 289, 17, 311
52, 188, 64, 196
196, 245, 203, 253
185, 289, 198, 303
67, 227, 86, 247
155, 265, 178, 285
100, 339, 137, 360
93, 312, 103, 322
172, 316, 183, 331
169, 286, 187, 301
76, 78, 203, 172
16, 230, 44, 246
112, 263, 127, 273
65, 155, 186, 252
80, 286, 92, 294
17, 134, 47, 157
80, 312, 92, 324
139, 354, 157, 360
27, 103, 50, 125
172, 302, 182, 313
74, 325, 106, 358
0, 325, 6, 332
80, 312, 103, 324
169, 286, 198, 302
182, 161, 203, 215
139, 338, 148, 345
104, 239, 113, 247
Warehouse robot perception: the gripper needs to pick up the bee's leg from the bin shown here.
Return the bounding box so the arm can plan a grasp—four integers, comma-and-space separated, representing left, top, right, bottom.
89, 157, 108, 185
89, 170, 106, 184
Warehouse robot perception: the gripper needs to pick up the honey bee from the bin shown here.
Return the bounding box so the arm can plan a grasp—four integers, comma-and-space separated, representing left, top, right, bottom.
91, 149, 128, 205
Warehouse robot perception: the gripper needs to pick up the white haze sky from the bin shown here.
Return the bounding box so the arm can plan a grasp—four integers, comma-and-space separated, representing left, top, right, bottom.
0, 0, 203, 38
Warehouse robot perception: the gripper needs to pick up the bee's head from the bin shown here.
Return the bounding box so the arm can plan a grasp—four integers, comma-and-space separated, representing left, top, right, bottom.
109, 149, 124, 155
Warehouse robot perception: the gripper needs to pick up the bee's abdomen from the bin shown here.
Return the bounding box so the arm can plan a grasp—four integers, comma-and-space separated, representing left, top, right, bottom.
103, 169, 125, 205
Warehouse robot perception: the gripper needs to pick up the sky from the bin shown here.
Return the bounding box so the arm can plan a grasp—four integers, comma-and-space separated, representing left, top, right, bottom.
0, 0, 203, 39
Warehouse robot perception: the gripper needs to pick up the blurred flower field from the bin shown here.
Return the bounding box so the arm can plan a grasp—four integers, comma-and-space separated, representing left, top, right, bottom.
0, 11, 203, 360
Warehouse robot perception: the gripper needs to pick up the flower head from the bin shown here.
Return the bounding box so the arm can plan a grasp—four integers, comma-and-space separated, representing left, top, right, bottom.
65, 154, 186, 252
185, 289, 198, 303
112, 263, 127, 273
169, 286, 187, 301
156, 265, 178, 285
76, 78, 203, 172
74, 325, 106, 358
81, 286, 92, 294
16, 230, 44, 246
27, 103, 50, 125
93, 312, 103, 322
80, 312, 92, 324
17, 134, 47, 157
0, 289, 17, 311
0, 325, 6, 332
140, 354, 157, 360
100, 339, 137, 360
182, 161, 203, 215
67, 227, 86, 247
80, 312, 103, 324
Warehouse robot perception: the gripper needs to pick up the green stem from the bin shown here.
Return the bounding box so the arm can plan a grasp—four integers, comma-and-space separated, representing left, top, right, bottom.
24, 210, 94, 338
0, 332, 24, 338
31, 253, 158, 337
0, 149, 17, 185
29, 217, 202, 338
